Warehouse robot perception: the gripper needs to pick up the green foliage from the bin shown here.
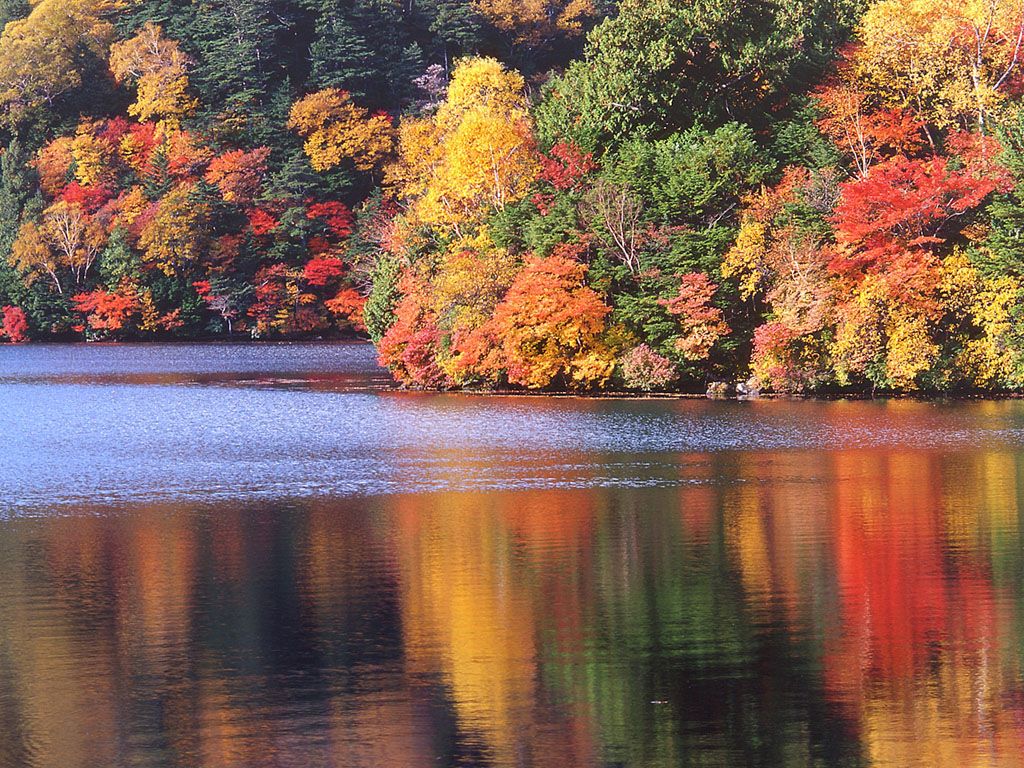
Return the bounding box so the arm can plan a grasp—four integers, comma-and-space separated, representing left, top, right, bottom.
364, 254, 402, 343
608, 124, 773, 225
97, 228, 140, 286
534, 0, 864, 152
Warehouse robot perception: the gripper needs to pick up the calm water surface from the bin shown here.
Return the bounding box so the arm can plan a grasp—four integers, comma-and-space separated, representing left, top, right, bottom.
3, 342, 1024, 767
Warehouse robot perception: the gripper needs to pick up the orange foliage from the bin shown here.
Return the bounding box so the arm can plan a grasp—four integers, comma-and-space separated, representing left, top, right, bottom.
472, 251, 614, 389
204, 147, 270, 203
659, 272, 730, 361
72, 286, 140, 333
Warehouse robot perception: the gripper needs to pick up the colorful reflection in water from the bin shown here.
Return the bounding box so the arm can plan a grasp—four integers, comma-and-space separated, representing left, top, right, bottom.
1, 453, 1024, 767
3, 344, 1024, 766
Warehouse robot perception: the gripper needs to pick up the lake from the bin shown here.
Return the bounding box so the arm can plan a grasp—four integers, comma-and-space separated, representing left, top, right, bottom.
3, 342, 1024, 767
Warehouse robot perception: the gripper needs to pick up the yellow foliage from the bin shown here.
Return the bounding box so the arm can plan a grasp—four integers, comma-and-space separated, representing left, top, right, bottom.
110, 186, 151, 232
287, 89, 394, 172
71, 124, 112, 186
0, 0, 119, 123
109, 23, 198, 127
831, 275, 940, 390
386, 57, 540, 236
137, 288, 161, 333
431, 240, 520, 382
437, 57, 528, 128
940, 253, 1020, 387
722, 219, 768, 299
474, 0, 595, 44
856, 0, 1024, 129
885, 311, 939, 390
138, 184, 209, 276
10, 202, 106, 293
10, 221, 59, 291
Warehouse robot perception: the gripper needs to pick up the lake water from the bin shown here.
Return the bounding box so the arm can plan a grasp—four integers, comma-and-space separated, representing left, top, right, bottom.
3, 342, 1024, 767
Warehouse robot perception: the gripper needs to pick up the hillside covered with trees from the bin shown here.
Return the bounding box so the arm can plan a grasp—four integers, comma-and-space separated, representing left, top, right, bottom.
3, 0, 1024, 394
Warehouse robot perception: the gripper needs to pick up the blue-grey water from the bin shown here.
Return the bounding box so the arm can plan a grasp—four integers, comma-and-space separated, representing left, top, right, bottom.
3, 341, 1024, 767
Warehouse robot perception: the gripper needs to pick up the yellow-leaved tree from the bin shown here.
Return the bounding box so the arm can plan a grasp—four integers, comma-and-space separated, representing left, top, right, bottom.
386, 57, 540, 237
138, 184, 210, 276
0, 0, 119, 123
10, 202, 107, 294
474, 0, 595, 45
855, 0, 1024, 131
287, 88, 394, 172
109, 23, 199, 127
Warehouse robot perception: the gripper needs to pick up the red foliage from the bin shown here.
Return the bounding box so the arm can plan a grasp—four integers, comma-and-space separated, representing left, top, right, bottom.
378, 274, 451, 388
381, 321, 449, 387
303, 257, 346, 286
123, 122, 160, 173
813, 78, 926, 174
540, 141, 598, 190
619, 344, 675, 390
831, 155, 1004, 278
72, 289, 139, 332
1, 306, 29, 343
247, 208, 279, 235
531, 192, 556, 215
165, 130, 212, 179
248, 264, 291, 324
97, 117, 133, 145
306, 201, 354, 238
59, 182, 113, 213
307, 236, 333, 255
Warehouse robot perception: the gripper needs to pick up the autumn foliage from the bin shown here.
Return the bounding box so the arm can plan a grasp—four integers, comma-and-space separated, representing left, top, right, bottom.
6, 0, 1024, 392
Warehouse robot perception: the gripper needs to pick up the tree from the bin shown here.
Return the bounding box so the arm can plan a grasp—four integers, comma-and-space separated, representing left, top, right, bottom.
72, 285, 140, 336
386, 57, 540, 235
474, 0, 595, 46
204, 147, 270, 203
0, 0, 118, 123
109, 23, 198, 126
469, 250, 615, 389
831, 154, 1006, 280
0, 138, 38, 305
288, 89, 394, 172
138, 183, 209, 276
534, 0, 863, 150
658, 272, 730, 361
582, 179, 643, 275
618, 343, 676, 390
855, 0, 1024, 131
1, 304, 28, 341
10, 202, 106, 294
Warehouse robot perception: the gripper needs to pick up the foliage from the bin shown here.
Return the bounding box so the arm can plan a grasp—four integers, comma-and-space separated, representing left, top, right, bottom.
386, 57, 540, 236
618, 343, 676, 391
6, 0, 1024, 393
288, 89, 394, 173
1, 304, 27, 341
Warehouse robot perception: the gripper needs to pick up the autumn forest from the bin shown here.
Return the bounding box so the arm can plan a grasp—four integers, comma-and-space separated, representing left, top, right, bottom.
2, 0, 1024, 394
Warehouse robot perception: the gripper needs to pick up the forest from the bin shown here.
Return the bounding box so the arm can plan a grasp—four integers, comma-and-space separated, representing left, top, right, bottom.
2, 0, 1024, 394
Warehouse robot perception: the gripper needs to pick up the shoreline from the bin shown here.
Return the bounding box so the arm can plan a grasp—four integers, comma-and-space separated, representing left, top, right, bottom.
6, 339, 1024, 401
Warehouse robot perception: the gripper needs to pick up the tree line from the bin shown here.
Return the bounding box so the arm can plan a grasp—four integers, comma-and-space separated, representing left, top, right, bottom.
3, 0, 1024, 394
